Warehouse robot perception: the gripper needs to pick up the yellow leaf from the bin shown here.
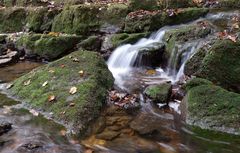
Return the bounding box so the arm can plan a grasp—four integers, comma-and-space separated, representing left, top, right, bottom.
79, 70, 84, 77
24, 79, 31, 86
69, 87, 77, 95
146, 70, 156, 75
42, 81, 48, 87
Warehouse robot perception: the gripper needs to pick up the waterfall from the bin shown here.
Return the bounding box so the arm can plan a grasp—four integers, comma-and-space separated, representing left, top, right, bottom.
107, 26, 202, 89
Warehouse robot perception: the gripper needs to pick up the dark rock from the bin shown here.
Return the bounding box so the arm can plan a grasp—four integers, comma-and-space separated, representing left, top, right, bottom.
0, 121, 12, 135
0, 51, 19, 67
134, 42, 165, 67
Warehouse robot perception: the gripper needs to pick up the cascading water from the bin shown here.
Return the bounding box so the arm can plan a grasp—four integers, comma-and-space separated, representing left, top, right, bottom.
107, 30, 166, 90
107, 25, 203, 90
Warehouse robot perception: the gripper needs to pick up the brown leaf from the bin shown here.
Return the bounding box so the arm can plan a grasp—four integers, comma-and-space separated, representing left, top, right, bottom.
227, 35, 237, 42
69, 102, 75, 107
48, 95, 56, 102
79, 70, 84, 77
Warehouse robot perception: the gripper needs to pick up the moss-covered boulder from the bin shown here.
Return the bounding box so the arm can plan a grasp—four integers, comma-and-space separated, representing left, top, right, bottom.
52, 4, 129, 35
124, 8, 209, 33
0, 7, 61, 33
144, 83, 172, 103
0, 7, 26, 33
185, 39, 240, 93
26, 7, 61, 33
183, 78, 240, 135
16, 34, 83, 60
7, 50, 114, 136
77, 36, 102, 51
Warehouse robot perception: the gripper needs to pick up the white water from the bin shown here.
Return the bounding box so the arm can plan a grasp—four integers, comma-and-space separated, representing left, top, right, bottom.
107, 25, 205, 90
107, 30, 166, 89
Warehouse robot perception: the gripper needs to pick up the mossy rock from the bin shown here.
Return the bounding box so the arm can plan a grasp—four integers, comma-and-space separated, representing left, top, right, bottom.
185, 39, 240, 93
8, 50, 114, 136
0, 7, 26, 33
26, 7, 61, 33
16, 34, 83, 60
110, 33, 149, 48
144, 83, 172, 103
124, 8, 209, 33
128, 0, 159, 11
52, 4, 129, 35
217, 0, 240, 8
184, 78, 240, 135
77, 36, 102, 51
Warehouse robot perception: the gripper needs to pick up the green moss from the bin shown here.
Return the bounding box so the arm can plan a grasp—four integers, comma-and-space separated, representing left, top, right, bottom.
52, 5, 104, 35
9, 51, 114, 136
218, 0, 240, 8
77, 36, 101, 51
186, 83, 240, 134
183, 78, 213, 91
111, 33, 149, 48
104, 3, 129, 25
0, 93, 19, 107
144, 83, 172, 103
196, 40, 240, 93
0, 7, 26, 33
129, 0, 159, 11
17, 34, 83, 60
26, 7, 60, 32
124, 8, 209, 33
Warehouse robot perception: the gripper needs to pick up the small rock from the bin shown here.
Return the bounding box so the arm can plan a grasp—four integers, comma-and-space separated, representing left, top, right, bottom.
0, 121, 12, 135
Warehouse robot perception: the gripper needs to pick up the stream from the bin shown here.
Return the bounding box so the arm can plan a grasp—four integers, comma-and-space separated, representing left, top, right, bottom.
0, 10, 240, 153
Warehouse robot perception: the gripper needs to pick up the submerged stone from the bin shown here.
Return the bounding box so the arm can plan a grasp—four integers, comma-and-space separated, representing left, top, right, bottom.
8, 51, 114, 136
183, 78, 240, 135
16, 34, 83, 60
0, 121, 12, 135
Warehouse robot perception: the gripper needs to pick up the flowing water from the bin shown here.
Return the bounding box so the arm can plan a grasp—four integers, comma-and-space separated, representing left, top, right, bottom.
0, 10, 240, 153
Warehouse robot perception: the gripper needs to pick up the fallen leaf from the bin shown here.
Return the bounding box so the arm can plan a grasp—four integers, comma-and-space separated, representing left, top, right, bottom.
227, 35, 237, 42
29, 109, 39, 116
69, 102, 75, 107
24, 79, 31, 86
49, 69, 55, 73
6, 83, 13, 89
48, 95, 56, 102
73, 58, 80, 62
60, 64, 65, 68
146, 70, 156, 75
84, 149, 94, 153
60, 130, 67, 136
79, 70, 84, 77
69, 87, 77, 94
42, 81, 48, 87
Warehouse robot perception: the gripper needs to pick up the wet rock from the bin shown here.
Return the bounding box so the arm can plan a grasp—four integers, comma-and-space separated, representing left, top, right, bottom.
185, 39, 240, 93
16, 34, 83, 60
144, 83, 172, 103
77, 36, 102, 51
183, 78, 240, 135
0, 121, 12, 135
96, 130, 120, 140
124, 8, 209, 33
134, 42, 165, 67
0, 51, 19, 67
8, 51, 114, 136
